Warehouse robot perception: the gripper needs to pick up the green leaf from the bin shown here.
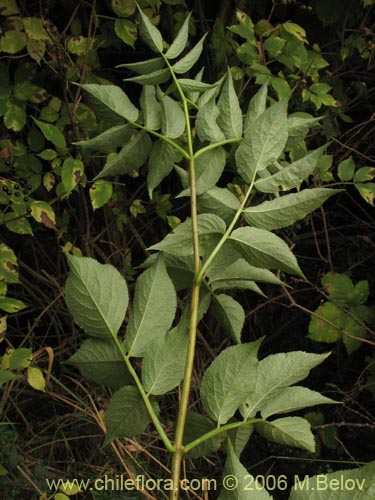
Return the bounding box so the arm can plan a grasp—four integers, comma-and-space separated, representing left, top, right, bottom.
254, 146, 326, 193
30, 201, 56, 229
78, 84, 139, 122
0, 0, 19, 15
4, 103, 26, 132
125, 255, 176, 357
229, 227, 304, 277
353, 166, 375, 183
165, 12, 191, 59
308, 302, 343, 344
104, 386, 158, 444
196, 98, 226, 143
244, 84, 268, 134
256, 417, 315, 452
217, 68, 243, 139
95, 131, 151, 179
214, 294, 245, 344
0, 297, 27, 313
62, 158, 84, 194
117, 57, 165, 74
27, 366, 46, 392
0, 30, 26, 53
289, 460, 375, 500
159, 94, 186, 138
0, 243, 19, 283
355, 182, 375, 206
90, 180, 113, 210
178, 79, 218, 93
4, 212, 33, 235
0, 369, 22, 388
74, 124, 133, 152
261, 386, 338, 419
200, 340, 262, 424
178, 148, 226, 197
287, 114, 321, 138
243, 188, 341, 230
3, 347, 32, 370
242, 351, 330, 418
65, 255, 128, 338
66, 338, 131, 389
235, 99, 288, 183
111, 0, 137, 17
147, 140, 179, 196
137, 5, 163, 53
338, 157, 355, 182
197, 187, 240, 225
140, 85, 161, 130
321, 272, 355, 306
142, 320, 188, 395
124, 68, 170, 85
23, 17, 50, 40
114, 18, 137, 48
184, 412, 226, 459
33, 119, 66, 149
282, 22, 307, 42
226, 425, 254, 458
172, 34, 207, 74
149, 213, 226, 256
219, 441, 273, 500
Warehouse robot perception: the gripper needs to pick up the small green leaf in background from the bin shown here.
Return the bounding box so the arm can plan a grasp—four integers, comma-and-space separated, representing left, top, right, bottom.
30, 201, 56, 229
111, 0, 137, 17
4, 103, 26, 132
114, 19, 137, 48
0, 297, 27, 313
0, 243, 20, 283
65, 255, 129, 338
0, 0, 19, 15
125, 255, 177, 357
2, 347, 32, 370
104, 386, 158, 444
23, 17, 50, 40
338, 156, 355, 181
90, 180, 113, 210
0, 30, 26, 54
62, 158, 84, 195
27, 366, 46, 392
33, 118, 67, 149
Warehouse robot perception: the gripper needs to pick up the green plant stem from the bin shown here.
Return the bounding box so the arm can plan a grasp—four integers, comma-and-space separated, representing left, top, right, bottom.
184, 418, 263, 453
131, 122, 190, 160
112, 336, 175, 453
196, 172, 257, 284
194, 137, 241, 159
163, 56, 202, 500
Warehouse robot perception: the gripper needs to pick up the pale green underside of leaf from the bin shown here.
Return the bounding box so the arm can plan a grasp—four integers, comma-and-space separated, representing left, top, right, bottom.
165, 12, 191, 59
217, 68, 243, 139
147, 140, 179, 196
95, 131, 152, 179
116, 57, 165, 74
160, 94, 186, 138
196, 97, 226, 143
287, 114, 322, 138
66, 338, 131, 389
261, 386, 338, 419
65, 255, 128, 338
219, 441, 273, 500
142, 322, 188, 395
243, 188, 341, 230
73, 124, 133, 152
138, 6, 163, 53
178, 79, 219, 93
256, 417, 315, 453
178, 147, 226, 197
149, 213, 226, 256
104, 385, 159, 445
229, 226, 304, 277
200, 340, 262, 424
172, 33, 207, 74
289, 460, 375, 500
125, 255, 176, 357
184, 412, 226, 459
140, 85, 161, 130
235, 99, 288, 183
244, 83, 268, 134
254, 145, 327, 193
124, 68, 170, 85
197, 187, 240, 225
242, 351, 330, 418
78, 84, 139, 122
214, 293, 245, 343
226, 424, 254, 457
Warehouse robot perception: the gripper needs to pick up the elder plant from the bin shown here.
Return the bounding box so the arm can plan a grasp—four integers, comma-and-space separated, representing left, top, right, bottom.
64, 8, 341, 500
